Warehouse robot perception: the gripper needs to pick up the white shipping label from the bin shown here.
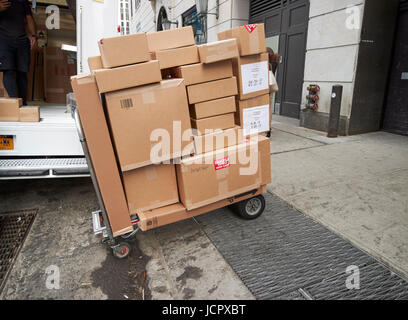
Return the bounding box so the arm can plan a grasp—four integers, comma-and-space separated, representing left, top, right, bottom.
241, 61, 269, 95
242, 104, 270, 136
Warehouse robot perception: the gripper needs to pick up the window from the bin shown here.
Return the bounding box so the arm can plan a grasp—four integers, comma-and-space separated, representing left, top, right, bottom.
119, 0, 131, 35
182, 6, 206, 44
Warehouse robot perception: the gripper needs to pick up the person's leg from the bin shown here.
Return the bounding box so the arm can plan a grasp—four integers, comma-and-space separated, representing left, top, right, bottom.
0, 38, 17, 97
15, 37, 31, 105
16, 71, 28, 105
2, 70, 17, 97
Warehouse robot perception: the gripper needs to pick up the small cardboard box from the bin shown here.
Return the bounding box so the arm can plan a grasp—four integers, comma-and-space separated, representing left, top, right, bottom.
104, 79, 193, 171
193, 126, 243, 155
19, 106, 40, 122
198, 39, 239, 64
173, 60, 233, 85
98, 33, 150, 68
123, 164, 179, 214
94, 60, 161, 93
217, 23, 266, 56
88, 56, 103, 72
236, 94, 271, 136
152, 46, 199, 69
190, 96, 236, 119
233, 52, 269, 100
187, 77, 238, 104
191, 113, 235, 134
176, 135, 271, 210
0, 98, 22, 121
147, 26, 195, 52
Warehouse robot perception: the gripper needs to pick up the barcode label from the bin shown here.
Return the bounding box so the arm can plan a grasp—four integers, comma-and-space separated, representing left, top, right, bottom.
120, 98, 133, 109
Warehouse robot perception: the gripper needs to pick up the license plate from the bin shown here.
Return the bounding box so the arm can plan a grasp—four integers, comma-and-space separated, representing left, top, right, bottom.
0, 135, 14, 150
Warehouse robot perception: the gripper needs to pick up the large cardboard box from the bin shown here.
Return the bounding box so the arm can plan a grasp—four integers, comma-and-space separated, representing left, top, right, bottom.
193, 126, 243, 155
233, 53, 269, 100
172, 60, 233, 85
176, 135, 271, 210
71, 74, 133, 237
198, 39, 239, 64
147, 26, 195, 52
0, 98, 22, 121
190, 96, 236, 119
19, 106, 40, 122
152, 46, 199, 69
88, 56, 103, 72
105, 79, 193, 171
187, 76, 238, 104
236, 94, 271, 136
94, 60, 161, 93
122, 164, 179, 214
98, 33, 150, 68
191, 113, 235, 134
217, 23, 266, 56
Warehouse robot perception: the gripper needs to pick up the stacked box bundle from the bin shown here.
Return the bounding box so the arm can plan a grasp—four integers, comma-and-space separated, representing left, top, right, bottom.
0, 98, 40, 122
218, 24, 271, 136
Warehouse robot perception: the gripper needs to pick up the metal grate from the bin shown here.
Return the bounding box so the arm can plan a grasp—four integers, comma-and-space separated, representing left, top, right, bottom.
250, 0, 283, 18
0, 209, 37, 293
0, 158, 87, 168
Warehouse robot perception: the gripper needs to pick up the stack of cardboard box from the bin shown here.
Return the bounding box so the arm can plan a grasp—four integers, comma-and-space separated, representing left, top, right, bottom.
0, 98, 40, 122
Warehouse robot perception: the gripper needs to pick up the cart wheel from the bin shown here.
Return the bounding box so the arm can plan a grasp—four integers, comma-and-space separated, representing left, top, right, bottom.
234, 195, 265, 220
113, 242, 131, 259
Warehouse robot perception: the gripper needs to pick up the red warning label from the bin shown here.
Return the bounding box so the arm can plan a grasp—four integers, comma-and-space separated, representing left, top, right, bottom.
214, 157, 230, 170
244, 24, 257, 33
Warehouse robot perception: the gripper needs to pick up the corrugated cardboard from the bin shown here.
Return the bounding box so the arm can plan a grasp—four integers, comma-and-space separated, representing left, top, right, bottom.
94, 60, 161, 93
236, 94, 271, 136
193, 126, 243, 154
198, 39, 239, 64
176, 136, 271, 210
19, 106, 40, 122
172, 60, 233, 86
147, 26, 195, 52
187, 76, 238, 104
98, 33, 150, 68
217, 23, 266, 56
233, 52, 269, 100
191, 113, 235, 135
88, 55, 103, 72
152, 45, 199, 69
0, 98, 22, 121
122, 164, 179, 214
71, 74, 133, 237
104, 79, 193, 171
190, 96, 236, 119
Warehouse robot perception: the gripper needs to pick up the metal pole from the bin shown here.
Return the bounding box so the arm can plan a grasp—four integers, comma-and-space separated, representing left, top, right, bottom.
327, 85, 343, 138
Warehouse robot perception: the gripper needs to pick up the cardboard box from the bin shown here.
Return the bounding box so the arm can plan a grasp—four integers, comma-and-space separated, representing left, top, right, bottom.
187, 76, 238, 104
104, 79, 193, 171
88, 56, 103, 72
191, 113, 235, 134
147, 26, 195, 52
217, 23, 266, 56
233, 52, 269, 100
152, 45, 199, 69
0, 98, 22, 121
94, 60, 161, 93
198, 39, 239, 64
176, 135, 271, 210
122, 164, 179, 214
236, 94, 271, 136
193, 126, 243, 154
98, 33, 150, 68
190, 96, 236, 119
19, 106, 40, 122
172, 60, 233, 86
71, 74, 133, 237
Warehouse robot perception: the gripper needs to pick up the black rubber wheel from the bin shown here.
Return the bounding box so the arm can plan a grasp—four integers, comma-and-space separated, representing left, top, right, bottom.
233, 195, 265, 220
113, 242, 131, 259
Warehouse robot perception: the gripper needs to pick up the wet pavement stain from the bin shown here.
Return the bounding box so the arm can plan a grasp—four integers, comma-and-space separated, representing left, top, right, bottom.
176, 266, 203, 286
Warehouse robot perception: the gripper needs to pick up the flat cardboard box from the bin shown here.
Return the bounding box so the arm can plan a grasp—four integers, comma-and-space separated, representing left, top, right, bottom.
0, 98, 22, 121
94, 60, 161, 93
172, 60, 233, 86
217, 23, 266, 56
88, 55, 103, 72
191, 113, 235, 135
236, 94, 271, 136
176, 135, 271, 210
71, 74, 133, 237
233, 52, 269, 100
104, 79, 193, 171
198, 39, 239, 64
122, 164, 179, 214
190, 96, 236, 119
152, 46, 199, 69
193, 126, 243, 154
187, 76, 238, 104
19, 106, 40, 122
147, 26, 195, 52
98, 33, 150, 68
